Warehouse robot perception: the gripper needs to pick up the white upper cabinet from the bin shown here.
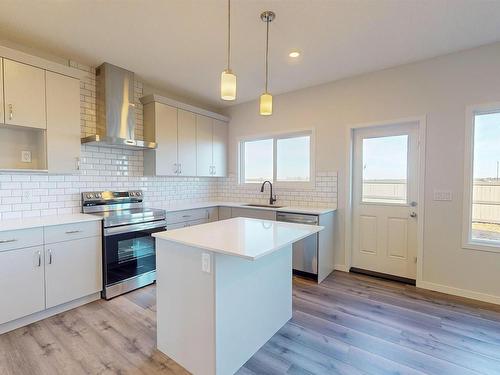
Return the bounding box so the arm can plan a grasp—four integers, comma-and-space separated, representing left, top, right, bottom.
141, 94, 229, 178
46, 71, 81, 173
212, 119, 228, 177
178, 109, 197, 176
196, 114, 214, 177
144, 102, 178, 176
3, 59, 46, 129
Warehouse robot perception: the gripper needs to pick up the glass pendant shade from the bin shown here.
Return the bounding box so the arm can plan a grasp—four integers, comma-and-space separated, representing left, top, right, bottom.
260, 92, 273, 116
221, 69, 237, 101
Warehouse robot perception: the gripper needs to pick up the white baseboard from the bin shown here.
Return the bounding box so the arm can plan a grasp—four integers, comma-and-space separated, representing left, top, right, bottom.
334, 264, 350, 272
0, 292, 101, 335
417, 281, 500, 306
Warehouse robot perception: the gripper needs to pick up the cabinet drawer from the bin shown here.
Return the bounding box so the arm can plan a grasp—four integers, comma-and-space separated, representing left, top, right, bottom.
166, 208, 210, 225
44, 221, 101, 244
230, 207, 276, 221
0, 228, 43, 252
166, 218, 208, 231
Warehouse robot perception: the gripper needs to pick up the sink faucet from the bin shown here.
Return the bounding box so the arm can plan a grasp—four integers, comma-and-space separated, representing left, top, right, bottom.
260, 180, 277, 205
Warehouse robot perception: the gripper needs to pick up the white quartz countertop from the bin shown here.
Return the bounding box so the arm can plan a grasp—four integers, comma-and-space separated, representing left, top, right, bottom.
161, 201, 336, 215
153, 217, 323, 260
0, 213, 102, 232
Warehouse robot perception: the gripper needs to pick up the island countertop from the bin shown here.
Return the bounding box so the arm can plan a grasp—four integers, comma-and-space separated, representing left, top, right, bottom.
153, 217, 323, 260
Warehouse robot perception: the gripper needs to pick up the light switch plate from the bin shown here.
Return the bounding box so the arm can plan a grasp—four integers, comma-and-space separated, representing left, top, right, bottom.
433, 190, 452, 201
21, 150, 32, 163
202, 253, 211, 273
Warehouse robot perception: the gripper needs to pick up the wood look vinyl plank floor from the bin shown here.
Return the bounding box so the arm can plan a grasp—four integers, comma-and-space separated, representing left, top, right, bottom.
2, 271, 500, 375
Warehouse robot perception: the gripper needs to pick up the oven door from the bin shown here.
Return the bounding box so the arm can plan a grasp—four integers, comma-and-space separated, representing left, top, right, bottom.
103, 220, 166, 287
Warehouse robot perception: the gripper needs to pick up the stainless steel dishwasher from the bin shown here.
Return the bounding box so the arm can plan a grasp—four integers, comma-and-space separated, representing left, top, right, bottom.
276, 212, 319, 279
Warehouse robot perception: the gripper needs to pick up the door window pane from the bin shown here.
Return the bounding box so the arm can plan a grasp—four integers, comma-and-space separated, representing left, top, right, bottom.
243, 139, 273, 183
362, 135, 408, 204
471, 112, 500, 243
276, 136, 310, 182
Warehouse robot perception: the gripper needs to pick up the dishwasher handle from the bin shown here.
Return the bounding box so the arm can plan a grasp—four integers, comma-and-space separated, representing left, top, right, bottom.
276, 213, 319, 225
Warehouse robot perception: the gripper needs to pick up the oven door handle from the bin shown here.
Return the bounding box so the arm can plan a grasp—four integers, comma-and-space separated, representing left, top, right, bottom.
104, 220, 167, 236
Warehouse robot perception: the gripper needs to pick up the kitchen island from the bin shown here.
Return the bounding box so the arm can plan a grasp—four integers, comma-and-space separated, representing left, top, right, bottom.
153, 217, 323, 375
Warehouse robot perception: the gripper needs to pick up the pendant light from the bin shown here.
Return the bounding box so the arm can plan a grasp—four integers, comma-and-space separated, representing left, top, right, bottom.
220, 0, 236, 101
260, 11, 275, 116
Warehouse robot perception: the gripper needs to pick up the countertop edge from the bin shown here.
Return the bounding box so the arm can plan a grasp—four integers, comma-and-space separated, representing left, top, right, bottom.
0, 214, 102, 232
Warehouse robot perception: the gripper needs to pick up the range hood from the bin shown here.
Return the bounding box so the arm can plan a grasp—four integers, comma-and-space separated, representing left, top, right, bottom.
81, 63, 156, 150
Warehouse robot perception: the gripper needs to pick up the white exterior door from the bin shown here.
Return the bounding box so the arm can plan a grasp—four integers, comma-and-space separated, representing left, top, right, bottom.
352, 122, 419, 279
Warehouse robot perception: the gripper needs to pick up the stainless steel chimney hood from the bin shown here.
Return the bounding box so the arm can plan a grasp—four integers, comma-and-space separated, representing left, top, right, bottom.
81, 63, 156, 150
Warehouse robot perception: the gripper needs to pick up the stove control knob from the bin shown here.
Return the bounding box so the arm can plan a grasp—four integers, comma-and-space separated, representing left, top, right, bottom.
86, 193, 94, 199
136, 191, 142, 196
130, 191, 135, 197
95, 193, 101, 198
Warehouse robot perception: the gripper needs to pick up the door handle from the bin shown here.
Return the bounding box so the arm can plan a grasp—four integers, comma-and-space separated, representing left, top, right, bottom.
410, 212, 417, 218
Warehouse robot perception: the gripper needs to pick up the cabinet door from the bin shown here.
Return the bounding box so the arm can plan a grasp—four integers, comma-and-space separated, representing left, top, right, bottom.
3, 59, 46, 129
0, 58, 4, 124
196, 115, 213, 177
231, 207, 276, 221
0, 246, 45, 325
212, 119, 228, 177
177, 109, 197, 176
155, 103, 178, 176
46, 72, 81, 173
45, 236, 102, 309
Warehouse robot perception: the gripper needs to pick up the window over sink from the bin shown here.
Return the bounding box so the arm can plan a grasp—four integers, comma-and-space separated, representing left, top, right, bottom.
239, 131, 314, 187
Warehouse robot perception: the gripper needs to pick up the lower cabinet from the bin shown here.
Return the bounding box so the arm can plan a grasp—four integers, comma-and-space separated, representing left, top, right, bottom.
45, 236, 102, 309
166, 207, 219, 230
0, 221, 102, 328
230, 207, 276, 221
0, 246, 45, 325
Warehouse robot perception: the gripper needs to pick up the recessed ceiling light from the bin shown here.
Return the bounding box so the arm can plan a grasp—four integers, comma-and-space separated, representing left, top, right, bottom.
289, 51, 300, 58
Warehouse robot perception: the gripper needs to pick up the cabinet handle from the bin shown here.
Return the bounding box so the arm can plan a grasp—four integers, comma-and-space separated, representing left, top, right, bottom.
75, 157, 80, 171
173, 163, 178, 174
8, 104, 13, 120
0, 238, 17, 244
65, 230, 82, 234
178, 163, 182, 175
48, 249, 53, 265
213, 165, 216, 175
182, 215, 191, 218
37, 251, 41, 267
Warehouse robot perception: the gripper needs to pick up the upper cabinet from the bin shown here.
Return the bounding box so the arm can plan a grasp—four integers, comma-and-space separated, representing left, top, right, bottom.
0, 46, 83, 172
46, 71, 81, 173
212, 119, 228, 177
142, 94, 229, 178
177, 109, 197, 176
196, 115, 228, 177
3, 59, 46, 129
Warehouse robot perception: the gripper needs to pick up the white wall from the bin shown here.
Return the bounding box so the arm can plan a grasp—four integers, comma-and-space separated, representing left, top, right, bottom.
225, 42, 500, 302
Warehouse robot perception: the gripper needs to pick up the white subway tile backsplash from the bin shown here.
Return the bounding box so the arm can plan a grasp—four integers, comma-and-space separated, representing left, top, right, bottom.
0, 62, 338, 220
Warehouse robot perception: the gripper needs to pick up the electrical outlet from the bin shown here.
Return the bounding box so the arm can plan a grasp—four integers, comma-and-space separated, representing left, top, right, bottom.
21, 150, 32, 163
201, 253, 211, 273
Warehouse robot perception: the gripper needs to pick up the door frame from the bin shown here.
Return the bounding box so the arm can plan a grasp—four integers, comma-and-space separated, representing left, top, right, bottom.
344, 116, 427, 283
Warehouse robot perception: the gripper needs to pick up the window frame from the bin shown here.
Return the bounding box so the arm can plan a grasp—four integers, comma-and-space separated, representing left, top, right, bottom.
462, 103, 500, 253
238, 129, 315, 189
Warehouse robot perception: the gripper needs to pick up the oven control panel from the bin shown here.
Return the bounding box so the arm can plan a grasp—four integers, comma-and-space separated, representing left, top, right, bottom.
82, 190, 143, 206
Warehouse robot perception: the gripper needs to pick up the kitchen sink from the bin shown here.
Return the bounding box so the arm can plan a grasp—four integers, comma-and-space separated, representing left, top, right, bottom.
244, 204, 285, 208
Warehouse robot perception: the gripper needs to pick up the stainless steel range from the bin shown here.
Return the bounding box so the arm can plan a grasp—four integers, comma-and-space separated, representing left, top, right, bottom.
82, 190, 166, 299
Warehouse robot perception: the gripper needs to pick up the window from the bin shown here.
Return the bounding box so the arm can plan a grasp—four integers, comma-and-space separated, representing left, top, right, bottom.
362, 135, 408, 204
240, 132, 313, 185
464, 107, 500, 250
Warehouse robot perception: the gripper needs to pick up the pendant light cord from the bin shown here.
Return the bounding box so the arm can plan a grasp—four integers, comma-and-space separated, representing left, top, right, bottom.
265, 17, 269, 93
227, 0, 231, 70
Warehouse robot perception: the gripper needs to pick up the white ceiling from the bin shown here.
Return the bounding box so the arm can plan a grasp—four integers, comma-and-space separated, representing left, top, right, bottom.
1, 0, 500, 109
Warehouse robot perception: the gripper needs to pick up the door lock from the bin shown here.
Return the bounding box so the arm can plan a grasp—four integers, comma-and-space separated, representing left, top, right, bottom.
410, 212, 417, 218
